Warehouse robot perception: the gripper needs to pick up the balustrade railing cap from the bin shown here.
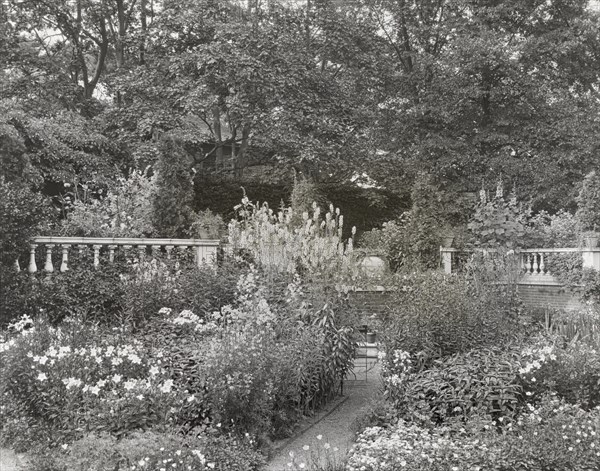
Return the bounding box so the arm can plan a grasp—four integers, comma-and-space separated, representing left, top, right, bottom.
32, 237, 220, 246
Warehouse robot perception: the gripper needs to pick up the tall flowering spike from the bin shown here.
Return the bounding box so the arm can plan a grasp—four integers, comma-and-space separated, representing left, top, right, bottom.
496, 181, 503, 198
479, 185, 487, 204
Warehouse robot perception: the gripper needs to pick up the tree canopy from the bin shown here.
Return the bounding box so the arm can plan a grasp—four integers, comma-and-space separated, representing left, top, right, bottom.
1, 0, 599, 213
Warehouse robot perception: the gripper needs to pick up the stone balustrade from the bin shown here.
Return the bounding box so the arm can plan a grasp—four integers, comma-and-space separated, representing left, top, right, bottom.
440, 247, 600, 277
18, 237, 220, 273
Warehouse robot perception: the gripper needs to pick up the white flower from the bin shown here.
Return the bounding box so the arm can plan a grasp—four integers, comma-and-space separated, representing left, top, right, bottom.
63, 377, 82, 389
316, 434, 322, 440
128, 354, 142, 364
37, 373, 47, 382
112, 374, 122, 383
149, 366, 160, 376
90, 386, 101, 395
160, 379, 174, 394
124, 380, 136, 390
38, 356, 48, 365
303, 445, 309, 450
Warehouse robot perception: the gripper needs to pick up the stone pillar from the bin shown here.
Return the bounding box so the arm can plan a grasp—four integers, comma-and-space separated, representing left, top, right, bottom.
441, 248, 453, 274
582, 249, 600, 271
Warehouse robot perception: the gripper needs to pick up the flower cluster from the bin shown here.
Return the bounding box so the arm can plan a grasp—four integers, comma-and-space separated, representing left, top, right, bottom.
347, 421, 487, 471
228, 197, 357, 281
380, 349, 413, 400
128, 447, 216, 470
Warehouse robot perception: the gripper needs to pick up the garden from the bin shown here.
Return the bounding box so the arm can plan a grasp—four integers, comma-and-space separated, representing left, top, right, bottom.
2, 1, 600, 468
2, 169, 600, 471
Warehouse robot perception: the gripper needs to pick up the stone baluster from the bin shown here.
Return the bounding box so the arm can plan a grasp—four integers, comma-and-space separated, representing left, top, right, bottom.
108, 245, 116, 263
527, 254, 533, 275
60, 244, 70, 272
44, 245, 55, 272
28, 244, 38, 273
521, 253, 527, 274
532, 252, 540, 274
137, 245, 146, 262
15, 259, 20, 272
122, 245, 132, 263
539, 252, 545, 275
93, 245, 101, 268
165, 245, 174, 259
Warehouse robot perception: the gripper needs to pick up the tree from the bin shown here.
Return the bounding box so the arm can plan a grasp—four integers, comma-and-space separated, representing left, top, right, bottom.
360, 0, 600, 211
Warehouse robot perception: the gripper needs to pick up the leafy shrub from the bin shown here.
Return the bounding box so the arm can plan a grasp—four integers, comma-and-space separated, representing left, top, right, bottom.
0, 267, 39, 326
575, 170, 600, 232
526, 209, 578, 248
32, 256, 128, 324
380, 271, 520, 365
347, 396, 600, 471
152, 137, 198, 238
0, 177, 54, 266
123, 257, 246, 327
359, 174, 469, 271
545, 306, 600, 348
59, 169, 156, 238
545, 253, 600, 304
383, 346, 524, 424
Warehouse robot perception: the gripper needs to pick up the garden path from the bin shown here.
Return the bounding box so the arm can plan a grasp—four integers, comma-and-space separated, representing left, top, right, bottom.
266, 345, 381, 471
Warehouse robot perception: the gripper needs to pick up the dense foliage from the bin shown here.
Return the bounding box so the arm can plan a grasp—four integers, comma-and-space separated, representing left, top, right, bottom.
2, 0, 599, 214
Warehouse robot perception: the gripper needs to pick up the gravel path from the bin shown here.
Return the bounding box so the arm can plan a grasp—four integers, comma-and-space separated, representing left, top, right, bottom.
266, 348, 381, 471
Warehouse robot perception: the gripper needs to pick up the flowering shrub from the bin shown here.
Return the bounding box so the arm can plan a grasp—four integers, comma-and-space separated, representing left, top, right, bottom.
385, 346, 524, 424
228, 196, 358, 283
518, 337, 600, 409
477, 396, 600, 471
0, 316, 184, 449
347, 419, 491, 471
347, 396, 600, 471
60, 169, 156, 238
